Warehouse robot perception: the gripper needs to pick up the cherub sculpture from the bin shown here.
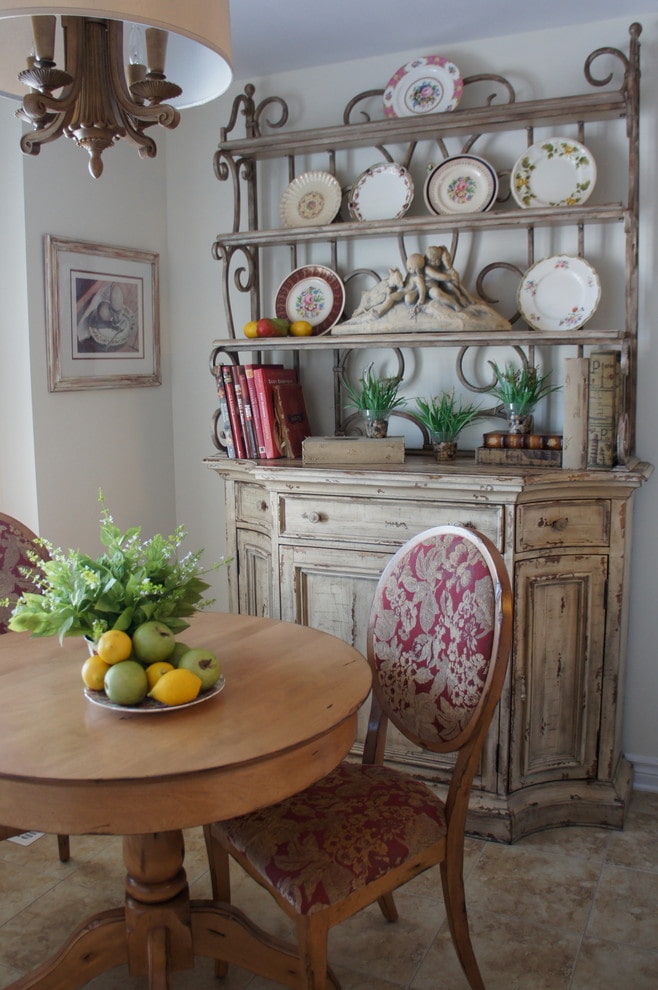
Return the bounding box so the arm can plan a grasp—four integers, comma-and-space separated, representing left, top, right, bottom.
334, 246, 510, 334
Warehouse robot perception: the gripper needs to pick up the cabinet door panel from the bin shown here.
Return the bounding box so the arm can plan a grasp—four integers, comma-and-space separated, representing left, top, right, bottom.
511, 553, 607, 790
236, 528, 273, 618
279, 544, 492, 789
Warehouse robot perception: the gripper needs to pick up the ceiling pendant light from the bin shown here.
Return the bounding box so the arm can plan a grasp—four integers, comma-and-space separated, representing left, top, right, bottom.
0, 1, 232, 177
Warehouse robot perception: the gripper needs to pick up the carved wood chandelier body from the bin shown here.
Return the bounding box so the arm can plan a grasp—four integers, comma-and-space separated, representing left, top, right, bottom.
0, 1, 232, 177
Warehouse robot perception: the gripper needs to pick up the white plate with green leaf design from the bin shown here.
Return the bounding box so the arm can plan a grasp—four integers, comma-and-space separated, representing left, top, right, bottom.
511, 137, 596, 208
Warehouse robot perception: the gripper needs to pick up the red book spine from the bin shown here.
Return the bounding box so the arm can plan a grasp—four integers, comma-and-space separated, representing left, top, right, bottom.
235, 365, 258, 458
252, 367, 298, 458
244, 364, 266, 457
221, 366, 247, 459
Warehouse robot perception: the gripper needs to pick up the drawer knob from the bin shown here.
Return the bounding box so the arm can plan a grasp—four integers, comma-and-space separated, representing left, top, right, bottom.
550, 517, 569, 531
304, 510, 321, 524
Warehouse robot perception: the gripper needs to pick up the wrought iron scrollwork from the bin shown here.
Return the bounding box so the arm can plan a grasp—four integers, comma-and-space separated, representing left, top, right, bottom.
211, 243, 258, 339
220, 84, 289, 142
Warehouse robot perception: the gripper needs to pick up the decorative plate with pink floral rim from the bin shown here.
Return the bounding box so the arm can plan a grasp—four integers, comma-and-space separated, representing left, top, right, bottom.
383, 55, 463, 118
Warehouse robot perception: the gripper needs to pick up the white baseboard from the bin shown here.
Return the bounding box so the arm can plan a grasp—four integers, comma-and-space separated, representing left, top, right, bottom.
627, 753, 658, 793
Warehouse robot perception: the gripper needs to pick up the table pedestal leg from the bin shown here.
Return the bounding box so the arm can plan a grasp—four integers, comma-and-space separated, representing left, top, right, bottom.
124, 830, 194, 988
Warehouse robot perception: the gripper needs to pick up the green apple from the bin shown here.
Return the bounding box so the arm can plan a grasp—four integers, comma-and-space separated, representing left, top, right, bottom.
104, 660, 148, 706
131, 621, 176, 664
170, 641, 191, 666
177, 648, 221, 690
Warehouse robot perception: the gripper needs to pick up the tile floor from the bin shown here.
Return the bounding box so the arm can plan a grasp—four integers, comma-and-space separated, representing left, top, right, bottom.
0, 790, 656, 989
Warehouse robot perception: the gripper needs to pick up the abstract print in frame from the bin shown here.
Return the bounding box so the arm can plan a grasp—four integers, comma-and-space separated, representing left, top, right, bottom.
45, 235, 160, 391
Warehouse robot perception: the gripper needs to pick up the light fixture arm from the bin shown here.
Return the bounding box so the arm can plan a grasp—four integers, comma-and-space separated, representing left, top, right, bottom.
18, 16, 181, 178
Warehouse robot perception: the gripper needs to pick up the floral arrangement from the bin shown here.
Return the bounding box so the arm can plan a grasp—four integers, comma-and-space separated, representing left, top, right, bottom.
3, 493, 228, 643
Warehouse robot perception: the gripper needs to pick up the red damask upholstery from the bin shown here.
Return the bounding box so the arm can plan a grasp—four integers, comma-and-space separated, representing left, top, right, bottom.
205, 525, 512, 990
0, 513, 70, 863
0, 513, 48, 634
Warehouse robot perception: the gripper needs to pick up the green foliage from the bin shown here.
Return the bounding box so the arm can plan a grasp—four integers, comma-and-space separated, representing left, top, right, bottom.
3, 492, 229, 643
414, 391, 481, 441
487, 361, 561, 414
343, 364, 407, 412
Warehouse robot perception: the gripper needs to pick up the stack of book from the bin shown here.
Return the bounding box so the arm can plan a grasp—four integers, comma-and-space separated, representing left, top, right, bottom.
212, 363, 312, 459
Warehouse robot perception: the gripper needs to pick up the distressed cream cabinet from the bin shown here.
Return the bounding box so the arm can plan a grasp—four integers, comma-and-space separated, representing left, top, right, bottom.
205, 25, 651, 840
205, 455, 650, 841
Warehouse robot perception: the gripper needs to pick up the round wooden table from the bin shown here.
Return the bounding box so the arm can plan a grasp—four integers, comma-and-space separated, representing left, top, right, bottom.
0, 611, 372, 990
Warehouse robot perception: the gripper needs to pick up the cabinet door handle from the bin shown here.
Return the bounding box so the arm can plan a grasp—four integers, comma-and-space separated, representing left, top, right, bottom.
258, 500, 268, 512
452, 520, 476, 530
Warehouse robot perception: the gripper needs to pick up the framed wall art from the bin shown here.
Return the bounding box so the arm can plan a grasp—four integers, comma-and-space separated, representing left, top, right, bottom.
45, 235, 160, 392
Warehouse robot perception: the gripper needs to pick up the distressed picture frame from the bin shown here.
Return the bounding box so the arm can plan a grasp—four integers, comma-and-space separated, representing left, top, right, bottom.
45, 235, 160, 391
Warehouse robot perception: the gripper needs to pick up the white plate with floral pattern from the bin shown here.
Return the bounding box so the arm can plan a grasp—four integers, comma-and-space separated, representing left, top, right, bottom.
511, 137, 596, 208
275, 265, 345, 334
383, 55, 463, 118
84, 675, 226, 714
280, 170, 342, 227
348, 162, 414, 221
424, 155, 498, 215
518, 255, 601, 331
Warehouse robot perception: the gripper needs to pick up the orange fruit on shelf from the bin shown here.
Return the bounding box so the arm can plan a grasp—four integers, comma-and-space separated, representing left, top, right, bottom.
81, 654, 111, 691
96, 629, 133, 664
290, 320, 313, 336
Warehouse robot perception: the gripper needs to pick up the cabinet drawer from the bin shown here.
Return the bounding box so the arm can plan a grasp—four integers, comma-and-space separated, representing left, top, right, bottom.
235, 483, 271, 529
279, 494, 503, 548
516, 499, 610, 551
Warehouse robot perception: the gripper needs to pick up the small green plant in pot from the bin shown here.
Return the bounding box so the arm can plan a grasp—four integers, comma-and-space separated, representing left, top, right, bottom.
343, 364, 407, 438
415, 391, 481, 461
488, 361, 561, 434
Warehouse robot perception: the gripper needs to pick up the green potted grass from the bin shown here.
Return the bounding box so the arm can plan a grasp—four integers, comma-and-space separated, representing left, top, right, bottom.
343, 364, 407, 437
487, 361, 561, 434
414, 391, 481, 461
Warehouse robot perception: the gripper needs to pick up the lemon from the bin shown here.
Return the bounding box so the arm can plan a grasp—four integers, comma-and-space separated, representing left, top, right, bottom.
148, 668, 202, 706
81, 654, 111, 690
96, 629, 133, 665
290, 320, 313, 336
243, 320, 259, 338
145, 661, 175, 690
104, 660, 149, 706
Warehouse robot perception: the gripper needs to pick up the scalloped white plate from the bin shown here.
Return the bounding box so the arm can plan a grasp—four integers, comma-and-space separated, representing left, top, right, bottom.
518, 255, 601, 331
280, 170, 342, 227
348, 162, 414, 221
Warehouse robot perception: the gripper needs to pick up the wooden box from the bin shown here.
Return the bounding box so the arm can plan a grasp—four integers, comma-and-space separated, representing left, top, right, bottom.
302, 436, 405, 466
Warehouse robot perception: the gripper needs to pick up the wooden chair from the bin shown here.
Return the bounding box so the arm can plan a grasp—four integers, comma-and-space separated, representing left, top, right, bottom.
0, 512, 70, 863
204, 524, 513, 990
